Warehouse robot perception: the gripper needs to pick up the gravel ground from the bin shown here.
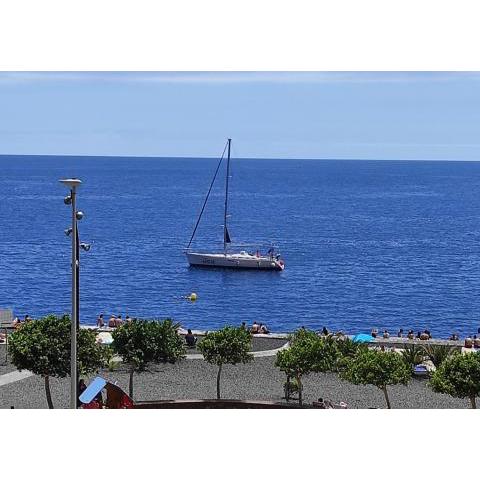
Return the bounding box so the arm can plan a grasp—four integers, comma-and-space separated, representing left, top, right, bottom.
1, 353, 467, 409
0, 345, 16, 375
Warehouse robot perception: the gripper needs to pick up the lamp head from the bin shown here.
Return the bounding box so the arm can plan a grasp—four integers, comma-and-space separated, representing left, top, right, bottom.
64, 227, 73, 236
59, 178, 82, 190
76, 211, 84, 220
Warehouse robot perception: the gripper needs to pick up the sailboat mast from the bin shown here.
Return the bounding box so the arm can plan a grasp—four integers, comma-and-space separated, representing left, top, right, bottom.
223, 138, 232, 254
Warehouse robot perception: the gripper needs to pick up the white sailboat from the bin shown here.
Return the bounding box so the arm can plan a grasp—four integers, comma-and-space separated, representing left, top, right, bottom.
185, 139, 285, 271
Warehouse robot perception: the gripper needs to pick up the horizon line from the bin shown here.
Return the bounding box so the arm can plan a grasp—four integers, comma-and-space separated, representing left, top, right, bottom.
0, 153, 479, 162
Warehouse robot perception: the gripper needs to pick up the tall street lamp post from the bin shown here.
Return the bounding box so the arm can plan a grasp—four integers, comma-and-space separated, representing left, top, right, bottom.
60, 178, 82, 409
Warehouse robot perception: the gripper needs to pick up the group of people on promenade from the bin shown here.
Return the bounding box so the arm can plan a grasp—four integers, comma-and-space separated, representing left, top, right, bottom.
5, 312, 480, 350
11, 315, 32, 329
370, 327, 480, 346
180, 322, 271, 350
318, 325, 480, 347
463, 332, 480, 348
371, 328, 432, 340
242, 321, 270, 334
96, 313, 134, 328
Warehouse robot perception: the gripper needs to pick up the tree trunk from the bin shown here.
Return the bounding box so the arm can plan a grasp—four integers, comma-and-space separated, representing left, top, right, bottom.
44, 375, 54, 409
297, 375, 303, 406
216, 364, 222, 399
470, 396, 477, 409
382, 386, 391, 409
129, 368, 134, 399
285, 375, 290, 401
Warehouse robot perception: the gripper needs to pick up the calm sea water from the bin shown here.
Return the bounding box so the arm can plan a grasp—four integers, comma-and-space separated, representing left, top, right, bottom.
1, 156, 480, 337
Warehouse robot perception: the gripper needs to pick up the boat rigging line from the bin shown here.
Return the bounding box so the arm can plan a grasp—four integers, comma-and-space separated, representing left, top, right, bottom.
186, 139, 229, 250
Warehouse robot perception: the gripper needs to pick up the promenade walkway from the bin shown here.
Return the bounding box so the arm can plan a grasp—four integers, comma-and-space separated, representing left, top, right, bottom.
0, 370, 33, 386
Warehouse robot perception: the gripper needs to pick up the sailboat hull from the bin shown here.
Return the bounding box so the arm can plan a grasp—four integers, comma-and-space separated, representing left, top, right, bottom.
186, 252, 284, 271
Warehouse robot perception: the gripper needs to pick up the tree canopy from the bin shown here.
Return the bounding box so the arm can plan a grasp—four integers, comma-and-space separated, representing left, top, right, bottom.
198, 326, 252, 399
340, 349, 411, 408
9, 314, 105, 377
112, 318, 185, 398
275, 328, 339, 404
429, 352, 480, 409
199, 326, 252, 366
8, 314, 106, 408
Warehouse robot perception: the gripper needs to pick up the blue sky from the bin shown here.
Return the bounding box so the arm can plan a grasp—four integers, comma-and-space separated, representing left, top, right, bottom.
1, 71, 479, 160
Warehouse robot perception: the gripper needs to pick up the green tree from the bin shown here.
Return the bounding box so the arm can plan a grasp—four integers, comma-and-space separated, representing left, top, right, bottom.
8, 314, 106, 408
275, 329, 338, 405
429, 352, 480, 409
335, 337, 365, 360
112, 318, 185, 399
400, 344, 425, 372
422, 344, 459, 369
198, 326, 252, 399
340, 349, 411, 409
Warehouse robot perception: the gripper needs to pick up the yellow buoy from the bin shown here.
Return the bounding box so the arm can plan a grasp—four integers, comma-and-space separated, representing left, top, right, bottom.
189, 292, 197, 302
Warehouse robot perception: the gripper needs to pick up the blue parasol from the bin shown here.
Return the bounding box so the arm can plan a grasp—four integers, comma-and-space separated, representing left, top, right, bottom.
352, 333, 375, 343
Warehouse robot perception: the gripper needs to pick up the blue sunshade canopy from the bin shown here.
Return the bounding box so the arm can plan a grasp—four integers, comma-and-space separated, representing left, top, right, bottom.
352, 333, 375, 343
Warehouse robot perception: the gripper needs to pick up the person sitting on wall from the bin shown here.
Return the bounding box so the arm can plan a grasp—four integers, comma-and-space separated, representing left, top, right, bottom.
185, 329, 197, 348
474, 335, 480, 348
419, 331, 430, 340
259, 323, 269, 334
371, 328, 378, 338
397, 328, 404, 338
115, 315, 123, 327
464, 336, 473, 348
96, 314, 104, 328
407, 330, 415, 340
108, 315, 117, 328
383, 330, 390, 339
250, 321, 260, 334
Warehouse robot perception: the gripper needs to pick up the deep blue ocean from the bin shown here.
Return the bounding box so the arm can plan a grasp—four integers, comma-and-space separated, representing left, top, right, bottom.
1, 156, 480, 338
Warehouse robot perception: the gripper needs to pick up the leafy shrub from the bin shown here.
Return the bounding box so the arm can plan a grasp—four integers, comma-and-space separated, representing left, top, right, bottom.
340, 349, 411, 409
429, 351, 480, 408
401, 344, 426, 371
8, 314, 106, 408
422, 344, 459, 368
198, 326, 252, 399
